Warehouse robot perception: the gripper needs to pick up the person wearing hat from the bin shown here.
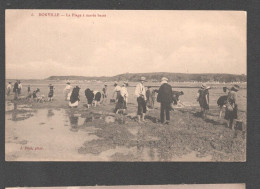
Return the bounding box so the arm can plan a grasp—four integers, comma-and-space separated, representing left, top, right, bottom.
48, 84, 55, 101
197, 83, 210, 118
157, 77, 174, 124
114, 83, 128, 114
224, 84, 239, 130
113, 81, 121, 101
69, 86, 81, 108
64, 82, 72, 101
135, 77, 147, 122
6, 82, 12, 96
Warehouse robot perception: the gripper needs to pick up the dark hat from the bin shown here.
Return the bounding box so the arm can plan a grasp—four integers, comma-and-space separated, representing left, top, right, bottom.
66, 82, 71, 84
231, 85, 239, 91
75, 86, 81, 89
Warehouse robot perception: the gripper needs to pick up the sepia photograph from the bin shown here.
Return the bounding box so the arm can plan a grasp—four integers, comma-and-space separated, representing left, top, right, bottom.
5, 10, 247, 161
6, 184, 246, 189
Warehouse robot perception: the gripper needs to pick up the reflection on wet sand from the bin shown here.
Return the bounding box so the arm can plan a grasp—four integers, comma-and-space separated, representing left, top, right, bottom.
6, 103, 245, 161
11, 102, 17, 121
69, 113, 79, 132
47, 109, 54, 117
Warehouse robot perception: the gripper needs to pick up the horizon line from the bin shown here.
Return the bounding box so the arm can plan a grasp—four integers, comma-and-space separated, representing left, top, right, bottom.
6, 72, 247, 80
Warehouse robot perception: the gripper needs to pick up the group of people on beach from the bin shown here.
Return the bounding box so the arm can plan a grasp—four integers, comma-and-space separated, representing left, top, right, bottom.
197, 82, 240, 130
6, 80, 22, 100
6, 77, 241, 129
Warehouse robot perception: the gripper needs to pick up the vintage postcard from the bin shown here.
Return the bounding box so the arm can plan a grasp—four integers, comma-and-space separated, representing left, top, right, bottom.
6, 184, 246, 189
5, 10, 246, 161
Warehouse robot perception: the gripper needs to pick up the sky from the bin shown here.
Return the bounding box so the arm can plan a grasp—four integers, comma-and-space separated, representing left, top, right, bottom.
6, 10, 246, 79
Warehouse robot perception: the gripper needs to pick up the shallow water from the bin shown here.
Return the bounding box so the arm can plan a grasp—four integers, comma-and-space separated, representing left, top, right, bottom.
5, 103, 213, 161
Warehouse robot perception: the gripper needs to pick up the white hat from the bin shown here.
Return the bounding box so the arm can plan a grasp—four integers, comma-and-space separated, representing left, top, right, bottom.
201, 84, 210, 89
161, 77, 168, 82
140, 77, 146, 81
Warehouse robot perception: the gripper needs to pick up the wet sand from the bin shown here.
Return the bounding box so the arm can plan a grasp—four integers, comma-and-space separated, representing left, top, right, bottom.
5, 94, 246, 161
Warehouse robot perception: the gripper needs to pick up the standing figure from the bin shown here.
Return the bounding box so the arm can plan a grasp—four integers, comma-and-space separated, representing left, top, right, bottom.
27, 85, 31, 94
17, 80, 22, 95
101, 84, 108, 104
135, 77, 147, 122
197, 84, 210, 118
157, 77, 173, 124
115, 82, 128, 114
224, 85, 239, 130
6, 82, 12, 96
146, 86, 154, 109
64, 82, 72, 101
121, 82, 129, 106
85, 88, 94, 108
69, 86, 81, 108
121, 82, 129, 107
113, 81, 121, 101
48, 84, 55, 101
13, 80, 19, 100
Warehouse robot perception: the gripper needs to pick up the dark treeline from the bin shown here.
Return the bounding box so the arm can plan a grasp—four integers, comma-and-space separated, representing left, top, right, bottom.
46, 72, 247, 83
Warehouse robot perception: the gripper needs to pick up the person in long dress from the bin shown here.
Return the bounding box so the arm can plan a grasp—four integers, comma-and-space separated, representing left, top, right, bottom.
93, 91, 102, 107
64, 82, 72, 101
69, 86, 81, 108
197, 84, 210, 118
135, 77, 147, 122
224, 85, 240, 130
85, 88, 94, 108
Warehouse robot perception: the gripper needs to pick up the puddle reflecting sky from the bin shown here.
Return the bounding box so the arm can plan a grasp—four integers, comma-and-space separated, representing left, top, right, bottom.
6, 102, 213, 161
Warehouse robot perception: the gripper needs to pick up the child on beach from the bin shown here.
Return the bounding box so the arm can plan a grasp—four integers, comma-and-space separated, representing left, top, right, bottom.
48, 84, 55, 101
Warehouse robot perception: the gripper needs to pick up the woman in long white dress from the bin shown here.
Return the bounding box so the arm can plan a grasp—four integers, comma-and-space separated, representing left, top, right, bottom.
64, 82, 72, 101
